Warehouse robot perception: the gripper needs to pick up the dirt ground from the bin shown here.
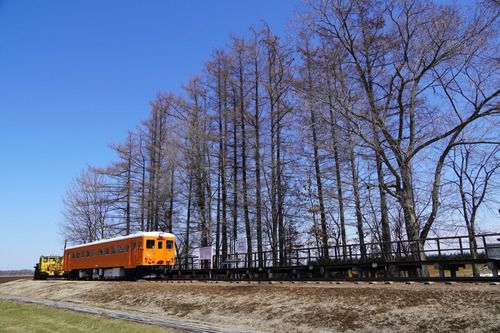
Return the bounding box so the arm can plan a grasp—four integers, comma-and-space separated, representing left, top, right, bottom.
0, 276, 31, 284
0, 279, 499, 333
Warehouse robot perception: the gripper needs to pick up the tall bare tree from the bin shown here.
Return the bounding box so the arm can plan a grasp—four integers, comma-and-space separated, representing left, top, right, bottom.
449, 143, 500, 276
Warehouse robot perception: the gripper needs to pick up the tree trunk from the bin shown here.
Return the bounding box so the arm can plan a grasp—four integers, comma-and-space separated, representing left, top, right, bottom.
277, 98, 285, 266
184, 175, 193, 269
140, 143, 146, 232
167, 167, 175, 233
348, 132, 366, 259
147, 110, 158, 232
305, 55, 329, 259
270, 80, 278, 266
232, 87, 239, 256
125, 135, 132, 235
216, 170, 221, 267
217, 63, 229, 264
370, 118, 392, 261
327, 100, 347, 258
253, 49, 262, 269
239, 74, 252, 265
154, 110, 164, 232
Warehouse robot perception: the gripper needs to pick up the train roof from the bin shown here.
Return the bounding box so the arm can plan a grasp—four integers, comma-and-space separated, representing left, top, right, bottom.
65, 232, 176, 250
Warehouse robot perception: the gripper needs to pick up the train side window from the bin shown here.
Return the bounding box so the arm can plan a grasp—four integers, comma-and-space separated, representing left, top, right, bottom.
76, 253, 80, 258
91, 250, 96, 257
72, 253, 75, 259
98, 249, 103, 256
105, 248, 109, 255
86, 251, 90, 257
81, 251, 85, 257
167, 241, 173, 249
49, 258, 55, 262
146, 240, 155, 249
43, 258, 47, 262
158, 241, 163, 249
132, 242, 136, 250
125, 244, 129, 252
112, 247, 116, 254
119, 245, 123, 253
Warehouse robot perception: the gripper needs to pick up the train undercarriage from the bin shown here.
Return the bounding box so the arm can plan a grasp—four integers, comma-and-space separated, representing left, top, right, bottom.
66, 265, 171, 280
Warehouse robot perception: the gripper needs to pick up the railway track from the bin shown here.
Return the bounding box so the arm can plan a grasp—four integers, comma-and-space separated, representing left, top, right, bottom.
38, 273, 500, 283
159, 275, 500, 283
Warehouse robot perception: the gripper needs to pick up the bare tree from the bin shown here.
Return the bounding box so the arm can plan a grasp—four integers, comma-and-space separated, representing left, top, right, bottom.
298, 35, 330, 259
309, 0, 499, 262
206, 49, 231, 264
449, 143, 500, 276
231, 37, 253, 264
61, 167, 114, 244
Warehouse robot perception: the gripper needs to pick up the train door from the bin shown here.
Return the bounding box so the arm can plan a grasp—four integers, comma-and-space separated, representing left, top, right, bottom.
127, 241, 132, 268
131, 239, 141, 267
135, 238, 143, 266
64, 252, 71, 272
157, 239, 164, 262
166, 239, 175, 266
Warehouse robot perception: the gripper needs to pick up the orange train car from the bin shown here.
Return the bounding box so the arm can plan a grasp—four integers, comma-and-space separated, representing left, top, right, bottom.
63, 232, 176, 279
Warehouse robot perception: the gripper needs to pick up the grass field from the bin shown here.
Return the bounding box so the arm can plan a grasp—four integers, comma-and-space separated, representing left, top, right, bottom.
0, 300, 180, 333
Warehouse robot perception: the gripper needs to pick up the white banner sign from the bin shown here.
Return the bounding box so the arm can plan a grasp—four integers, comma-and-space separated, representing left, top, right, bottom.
199, 246, 213, 260
236, 240, 247, 253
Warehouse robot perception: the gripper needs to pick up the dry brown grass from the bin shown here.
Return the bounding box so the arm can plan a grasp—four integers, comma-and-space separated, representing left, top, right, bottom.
0, 279, 499, 332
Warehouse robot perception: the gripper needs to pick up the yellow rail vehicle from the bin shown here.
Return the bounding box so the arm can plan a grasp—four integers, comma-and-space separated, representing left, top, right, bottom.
34, 255, 64, 279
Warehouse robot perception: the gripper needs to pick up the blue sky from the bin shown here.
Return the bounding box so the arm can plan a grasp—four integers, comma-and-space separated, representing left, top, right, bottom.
0, 0, 301, 270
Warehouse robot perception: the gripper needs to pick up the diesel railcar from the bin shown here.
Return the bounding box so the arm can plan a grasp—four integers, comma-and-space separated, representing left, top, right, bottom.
63, 232, 176, 279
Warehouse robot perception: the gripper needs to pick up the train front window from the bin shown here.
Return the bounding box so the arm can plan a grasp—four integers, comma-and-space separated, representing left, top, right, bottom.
158, 241, 163, 249
146, 240, 155, 249
167, 241, 173, 250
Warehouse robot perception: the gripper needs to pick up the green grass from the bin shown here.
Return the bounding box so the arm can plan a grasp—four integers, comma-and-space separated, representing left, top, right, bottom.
0, 300, 180, 333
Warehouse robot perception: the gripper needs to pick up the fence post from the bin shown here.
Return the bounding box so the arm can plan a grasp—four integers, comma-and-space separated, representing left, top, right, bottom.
483, 235, 489, 258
